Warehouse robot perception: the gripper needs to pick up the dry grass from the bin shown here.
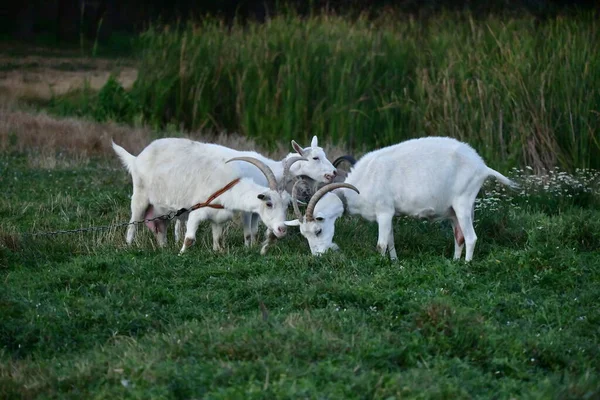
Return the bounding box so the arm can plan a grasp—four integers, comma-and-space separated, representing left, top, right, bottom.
0, 108, 150, 165
0, 107, 352, 168
0, 55, 137, 102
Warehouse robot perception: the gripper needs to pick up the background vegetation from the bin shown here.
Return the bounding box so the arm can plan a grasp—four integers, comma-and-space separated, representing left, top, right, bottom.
41, 12, 600, 172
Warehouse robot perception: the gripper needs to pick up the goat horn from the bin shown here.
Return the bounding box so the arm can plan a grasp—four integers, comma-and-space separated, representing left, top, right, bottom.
305, 183, 359, 221
279, 156, 307, 191
291, 179, 305, 220
333, 155, 357, 168
226, 157, 277, 190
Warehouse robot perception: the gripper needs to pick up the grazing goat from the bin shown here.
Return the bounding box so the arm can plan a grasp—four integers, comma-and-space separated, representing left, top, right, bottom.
286, 137, 518, 261
172, 135, 338, 251
112, 138, 298, 254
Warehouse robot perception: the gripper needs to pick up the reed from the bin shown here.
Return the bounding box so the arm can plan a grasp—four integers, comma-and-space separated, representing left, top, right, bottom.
131, 12, 599, 171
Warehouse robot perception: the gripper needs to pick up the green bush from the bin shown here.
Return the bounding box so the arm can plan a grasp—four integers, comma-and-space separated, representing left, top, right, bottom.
94, 75, 140, 122
46, 75, 140, 125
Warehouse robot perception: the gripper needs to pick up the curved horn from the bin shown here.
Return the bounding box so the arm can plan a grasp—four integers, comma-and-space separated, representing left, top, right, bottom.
291, 179, 304, 220
305, 183, 359, 221
333, 155, 357, 168
227, 157, 277, 190
279, 156, 307, 191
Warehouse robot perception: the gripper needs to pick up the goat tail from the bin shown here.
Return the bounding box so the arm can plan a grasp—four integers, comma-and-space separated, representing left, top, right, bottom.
111, 140, 136, 175
487, 167, 520, 189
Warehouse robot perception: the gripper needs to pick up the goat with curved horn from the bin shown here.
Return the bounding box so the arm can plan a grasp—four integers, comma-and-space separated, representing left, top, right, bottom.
285, 181, 359, 256
112, 138, 294, 255
286, 137, 519, 260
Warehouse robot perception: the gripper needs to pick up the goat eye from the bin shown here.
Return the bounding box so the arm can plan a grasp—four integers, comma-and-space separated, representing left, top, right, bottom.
315, 229, 322, 236
312, 157, 319, 161
266, 202, 273, 208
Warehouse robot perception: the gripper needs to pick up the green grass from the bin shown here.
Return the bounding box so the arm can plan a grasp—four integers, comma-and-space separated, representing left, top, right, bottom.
125, 12, 600, 171
1, 154, 599, 398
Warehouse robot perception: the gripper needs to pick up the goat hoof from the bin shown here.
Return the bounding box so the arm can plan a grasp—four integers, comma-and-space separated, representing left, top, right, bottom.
183, 238, 195, 248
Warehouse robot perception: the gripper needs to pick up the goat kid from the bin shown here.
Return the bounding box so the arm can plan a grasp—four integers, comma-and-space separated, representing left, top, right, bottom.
112, 138, 294, 254
286, 137, 519, 261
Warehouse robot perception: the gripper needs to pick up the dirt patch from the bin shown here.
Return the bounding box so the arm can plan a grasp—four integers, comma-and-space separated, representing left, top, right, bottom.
0, 55, 137, 101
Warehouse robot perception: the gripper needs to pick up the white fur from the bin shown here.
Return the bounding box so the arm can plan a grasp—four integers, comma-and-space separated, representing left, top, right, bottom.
113, 136, 336, 254
286, 137, 518, 261
113, 138, 295, 254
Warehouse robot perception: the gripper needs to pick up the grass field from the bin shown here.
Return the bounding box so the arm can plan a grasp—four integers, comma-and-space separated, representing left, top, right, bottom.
1, 116, 599, 397
1, 11, 600, 398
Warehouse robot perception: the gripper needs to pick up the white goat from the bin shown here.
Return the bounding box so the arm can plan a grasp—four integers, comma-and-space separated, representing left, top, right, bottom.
112, 138, 298, 254
172, 135, 337, 249
286, 137, 518, 261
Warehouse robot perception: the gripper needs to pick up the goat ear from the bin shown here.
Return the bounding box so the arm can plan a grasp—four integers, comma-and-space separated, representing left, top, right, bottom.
311, 135, 318, 147
291, 140, 305, 156
284, 219, 301, 227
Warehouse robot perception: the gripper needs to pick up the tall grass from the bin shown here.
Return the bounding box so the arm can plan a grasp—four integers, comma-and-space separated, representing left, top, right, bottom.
133, 12, 600, 171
